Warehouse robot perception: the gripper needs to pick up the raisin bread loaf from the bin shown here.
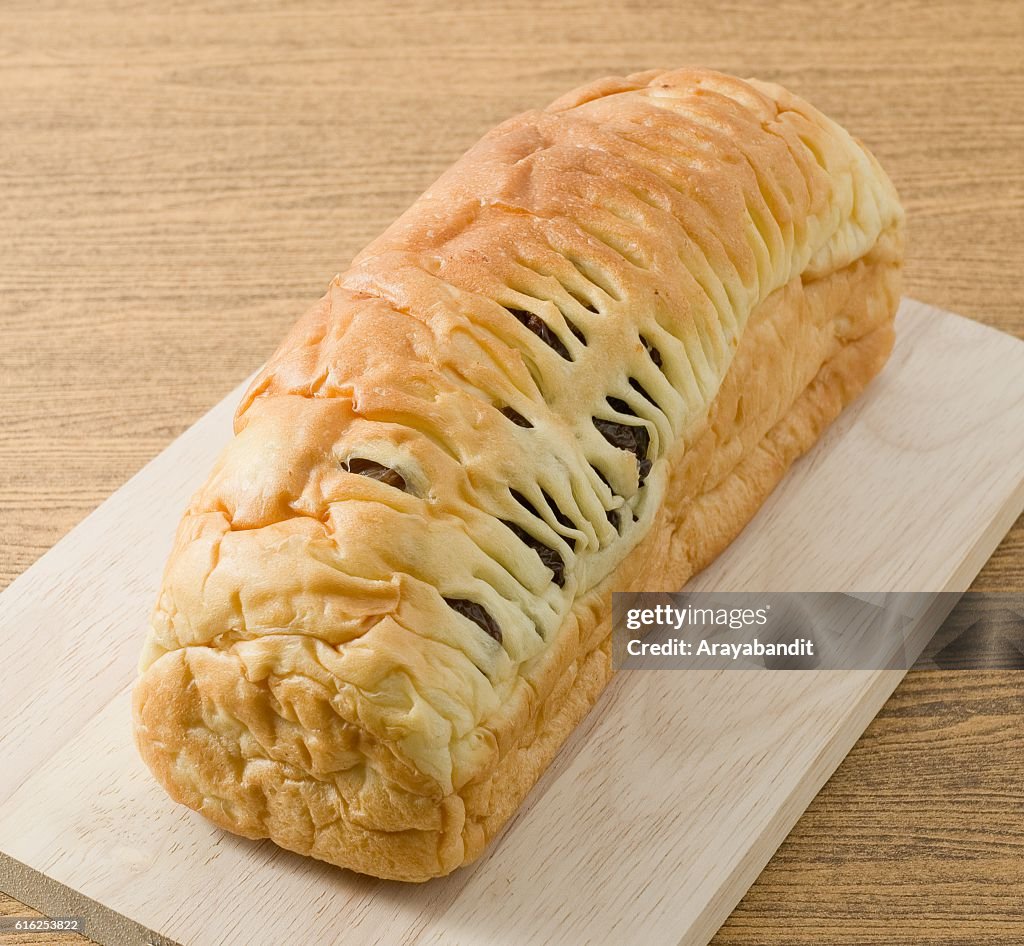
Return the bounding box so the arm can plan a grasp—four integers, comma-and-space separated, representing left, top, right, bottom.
133, 68, 904, 881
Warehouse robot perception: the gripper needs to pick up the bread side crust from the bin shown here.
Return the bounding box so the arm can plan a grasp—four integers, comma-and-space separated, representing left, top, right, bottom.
133, 237, 899, 880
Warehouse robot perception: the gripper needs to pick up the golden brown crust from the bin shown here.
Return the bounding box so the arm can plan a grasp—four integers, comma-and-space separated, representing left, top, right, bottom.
133, 68, 904, 880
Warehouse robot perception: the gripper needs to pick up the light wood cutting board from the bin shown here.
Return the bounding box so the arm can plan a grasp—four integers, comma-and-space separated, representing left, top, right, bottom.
1, 299, 1023, 946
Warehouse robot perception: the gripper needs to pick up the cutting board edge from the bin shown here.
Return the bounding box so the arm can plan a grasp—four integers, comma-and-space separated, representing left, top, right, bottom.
685, 667, 907, 946
0, 852, 177, 946
684, 376, 1024, 946
686, 459, 1024, 946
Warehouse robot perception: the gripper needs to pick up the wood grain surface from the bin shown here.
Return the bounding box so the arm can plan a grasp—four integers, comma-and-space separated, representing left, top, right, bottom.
0, 0, 1021, 943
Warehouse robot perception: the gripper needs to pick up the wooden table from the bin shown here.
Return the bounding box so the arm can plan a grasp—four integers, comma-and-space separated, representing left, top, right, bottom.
1, 1, 1021, 943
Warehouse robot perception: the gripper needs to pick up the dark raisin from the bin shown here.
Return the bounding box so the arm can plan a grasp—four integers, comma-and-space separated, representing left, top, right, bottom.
507, 308, 571, 360
569, 292, 598, 313
541, 489, 575, 530
511, 488, 576, 545
564, 317, 587, 345
640, 335, 663, 367
443, 597, 502, 644
537, 545, 567, 586
501, 520, 566, 587
594, 412, 652, 487
341, 458, 407, 492
593, 419, 647, 462
499, 406, 533, 428
606, 508, 621, 531
629, 377, 658, 407
510, 488, 542, 519
607, 396, 636, 417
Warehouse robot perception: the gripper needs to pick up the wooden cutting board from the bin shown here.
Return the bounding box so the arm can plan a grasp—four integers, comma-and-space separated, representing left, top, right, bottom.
1, 298, 1023, 946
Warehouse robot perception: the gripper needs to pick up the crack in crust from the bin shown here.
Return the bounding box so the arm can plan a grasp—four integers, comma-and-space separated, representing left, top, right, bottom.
133, 68, 904, 881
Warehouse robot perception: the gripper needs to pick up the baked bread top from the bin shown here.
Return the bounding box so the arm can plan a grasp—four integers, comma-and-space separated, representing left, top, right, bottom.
138, 68, 903, 797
